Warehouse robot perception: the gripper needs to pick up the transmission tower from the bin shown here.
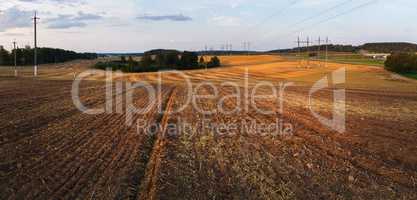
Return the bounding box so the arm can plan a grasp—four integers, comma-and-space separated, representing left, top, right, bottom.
317, 37, 326, 66
296, 36, 312, 68
325, 37, 331, 68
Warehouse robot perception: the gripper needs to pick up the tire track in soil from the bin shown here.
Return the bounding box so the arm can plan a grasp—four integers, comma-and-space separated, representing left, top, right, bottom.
72, 86, 174, 200
27, 86, 169, 200
123, 87, 176, 200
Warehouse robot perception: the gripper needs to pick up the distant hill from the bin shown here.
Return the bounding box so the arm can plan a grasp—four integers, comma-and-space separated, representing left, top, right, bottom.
146, 49, 261, 56
99, 53, 144, 57
144, 49, 181, 55
359, 42, 417, 53
197, 50, 261, 55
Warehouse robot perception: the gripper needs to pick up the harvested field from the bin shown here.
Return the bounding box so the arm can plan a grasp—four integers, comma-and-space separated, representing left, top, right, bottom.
1, 55, 417, 199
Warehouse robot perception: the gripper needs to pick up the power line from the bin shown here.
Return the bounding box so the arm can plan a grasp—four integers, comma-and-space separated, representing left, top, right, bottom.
239, 0, 301, 52
257, 0, 378, 47
289, 0, 378, 35
250, 0, 301, 30
289, 0, 354, 28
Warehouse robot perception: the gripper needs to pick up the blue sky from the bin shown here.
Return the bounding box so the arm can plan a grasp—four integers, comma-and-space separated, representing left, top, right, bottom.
0, 0, 416, 52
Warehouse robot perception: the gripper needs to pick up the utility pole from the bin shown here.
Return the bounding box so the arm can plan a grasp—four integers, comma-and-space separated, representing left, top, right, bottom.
13, 40, 17, 77
33, 11, 39, 77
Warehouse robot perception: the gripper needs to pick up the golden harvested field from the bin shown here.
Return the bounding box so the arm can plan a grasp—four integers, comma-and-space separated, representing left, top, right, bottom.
1, 55, 417, 199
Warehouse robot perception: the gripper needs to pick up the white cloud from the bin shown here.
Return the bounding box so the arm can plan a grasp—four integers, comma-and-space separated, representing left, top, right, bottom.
0, 6, 33, 32
46, 11, 103, 29
137, 14, 192, 22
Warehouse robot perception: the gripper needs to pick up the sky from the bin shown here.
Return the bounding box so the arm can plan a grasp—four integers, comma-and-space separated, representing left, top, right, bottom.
0, 0, 416, 53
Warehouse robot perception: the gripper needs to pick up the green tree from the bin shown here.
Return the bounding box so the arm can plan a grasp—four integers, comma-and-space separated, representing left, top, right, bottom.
207, 56, 221, 68
155, 53, 166, 66
166, 52, 180, 66
127, 56, 136, 72
0, 45, 97, 66
141, 54, 154, 67
180, 51, 198, 69
0, 46, 11, 65
199, 56, 205, 66
120, 56, 126, 63
385, 53, 417, 73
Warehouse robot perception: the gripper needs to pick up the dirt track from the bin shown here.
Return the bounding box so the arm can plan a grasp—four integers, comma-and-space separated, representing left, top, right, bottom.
1, 56, 417, 199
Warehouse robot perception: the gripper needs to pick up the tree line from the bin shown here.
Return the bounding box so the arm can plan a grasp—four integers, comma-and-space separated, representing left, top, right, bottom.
362, 43, 417, 53
270, 42, 417, 54
269, 44, 359, 53
95, 50, 221, 72
0, 45, 97, 66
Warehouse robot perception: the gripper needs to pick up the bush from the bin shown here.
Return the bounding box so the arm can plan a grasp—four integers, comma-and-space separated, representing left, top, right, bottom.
385, 53, 417, 73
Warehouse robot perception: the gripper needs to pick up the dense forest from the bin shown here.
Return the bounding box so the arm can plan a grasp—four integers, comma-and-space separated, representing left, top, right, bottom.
0, 46, 97, 66
96, 49, 221, 73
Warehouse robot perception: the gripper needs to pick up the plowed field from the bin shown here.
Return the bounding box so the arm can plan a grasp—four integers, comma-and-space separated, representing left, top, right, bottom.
1, 55, 417, 199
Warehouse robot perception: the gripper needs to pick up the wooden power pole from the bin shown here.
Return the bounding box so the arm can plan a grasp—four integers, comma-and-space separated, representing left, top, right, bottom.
33, 12, 39, 77
13, 40, 17, 77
